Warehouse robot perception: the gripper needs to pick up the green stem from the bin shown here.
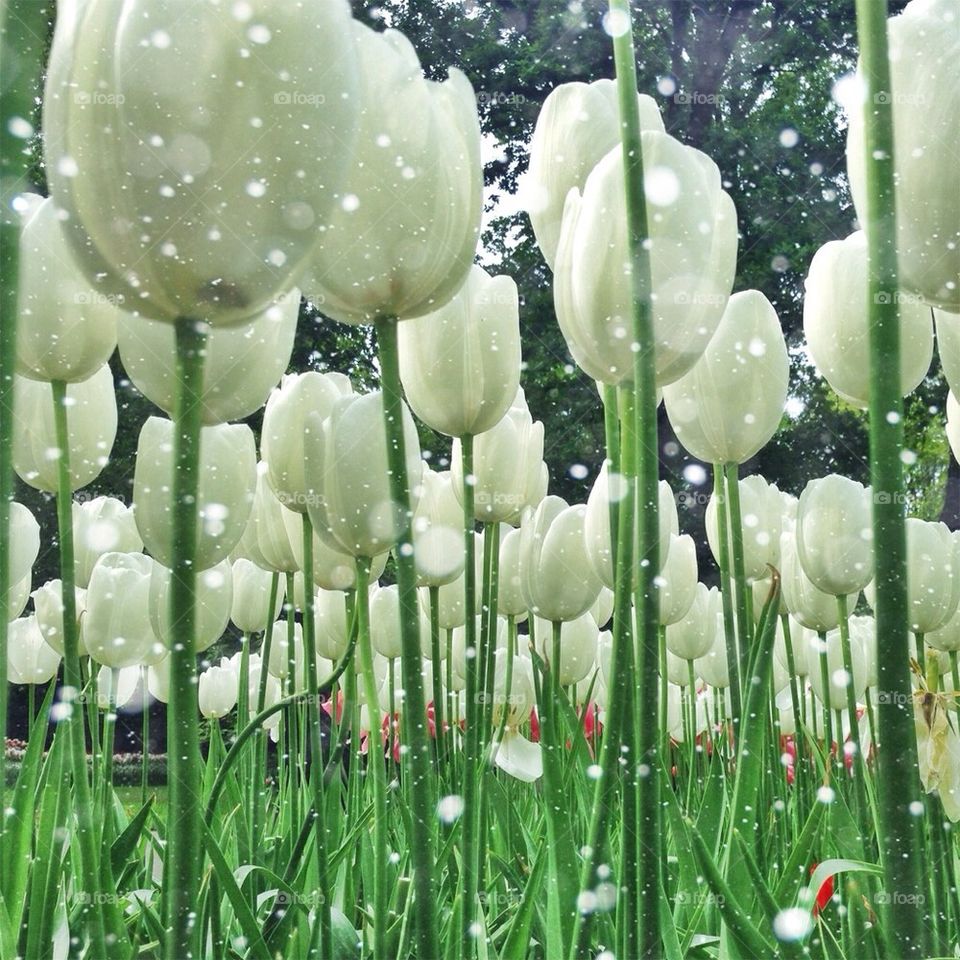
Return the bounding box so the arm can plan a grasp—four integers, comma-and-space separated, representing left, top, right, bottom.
51, 379, 107, 957
459, 431, 481, 953
571, 387, 637, 958
0, 0, 49, 845
724, 463, 753, 668
429, 586, 445, 761
140, 667, 150, 807
713, 465, 743, 728
854, 1, 926, 952
608, 0, 662, 950
164, 318, 206, 960
355, 558, 387, 960
374, 316, 439, 960
300, 515, 333, 960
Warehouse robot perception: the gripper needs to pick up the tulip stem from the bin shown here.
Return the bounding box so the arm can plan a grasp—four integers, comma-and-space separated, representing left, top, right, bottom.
50, 379, 108, 958
854, 0, 926, 953
429, 585, 445, 762
713, 464, 743, 730
355, 558, 387, 960
165, 317, 207, 960
300, 515, 333, 960
0, 0, 48, 842
571, 386, 637, 959
608, 0, 662, 951
724, 462, 753, 660
459, 431, 481, 954
374, 316, 440, 960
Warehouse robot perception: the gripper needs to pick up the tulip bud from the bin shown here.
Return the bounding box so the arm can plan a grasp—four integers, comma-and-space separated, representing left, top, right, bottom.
411, 469, 465, 588
199, 660, 238, 720
149, 560, 232, 656
370, 584, 432, 660
491, 652, 541, 782
583, 465, 679, 589
8, 616, 61, 684
665, 583, 720, 661
398, 265, 521, 437
780, 531, 859, 633
32, 579, 87, 657
695, 622, 730, 689
8, 502, 40, 586
423, 532, 485, 631
304, 391, 422, 558
305, 22, 481, 324
663, 290, 788, 464
451, 616, 507, 684
13, 364, 117, 492
773, 617, 815, 678
451, 389, 548, 524
281, 508, 388, 592
705, 475, 783, 582
657, 535, 699, 627
44, 0, 360, 326
795, 475, 873, 597
864, 518, 959, 634
134, 417, 256, 571
95, 664, 140, 711
118, 291, 299, 425
497, 527, 527, 620
148, 657, 170, 704
845, 0, 960, 310
266, 621, 304, 683
230, 559, 284, 635
73, 496, 142, 588
9, 574, 32, 621
527, 80, 664, 269
16, 194, 120, 383
935, 310, 960, 401
261, 372, 353, 513
236, 470, 300, 574
85, 553, 160, 668
533, 613, 598, 686
589, 587, 615, 631
520, 496, 601, 622
928, 606, 960, 654
807, 630, 867, 712
316, 588, 351, 661
553, 135, 737, 387
803, 232, 933, 407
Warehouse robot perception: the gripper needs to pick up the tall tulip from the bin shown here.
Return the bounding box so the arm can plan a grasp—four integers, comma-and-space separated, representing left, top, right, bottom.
199, 660, 238, 720
236, 470, 300, 574
261, 372, 352, 513
935, 310, 960, 400
133, 417, 256, 571
705, 475, 784, 582
451, 388, 548, 524
781, 531, 859, 633
553, 134, 737, 386
7, 616, 61, 685
665, 583, 720, 661
398, 265, 521, 437
795, 475, 874, 596
73, 496, 142, 589
663, 290, 789, 464
118, 291, 299, 425
304, 391, 422, 559
12, 364, 117, 492
532, 613, 598, 686
85, 552, 160, 669
657, 535, 699, 627
8, 501, 40, 587
526, 80, 664, 269
411, 468, 466, 587
803, 232, 933, 407
230, 559, 284, 635
845, 0, 960, 311
519, 496, 601, 622
304, 22, 481, 324
583, 465, 679, 588
43, 0, 360, 326
149, 560, 232, 656
32, 579, 87, 657
16, 194, 120, 382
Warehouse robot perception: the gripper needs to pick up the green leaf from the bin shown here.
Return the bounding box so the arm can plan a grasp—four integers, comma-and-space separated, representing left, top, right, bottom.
199, 816, 272, 960
110, 794, 154, 877
500, 843, 548, 960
